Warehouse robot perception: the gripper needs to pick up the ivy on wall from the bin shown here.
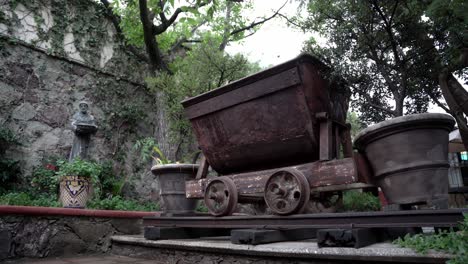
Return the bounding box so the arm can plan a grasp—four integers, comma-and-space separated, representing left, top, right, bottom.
0, 0, 158, 189
2, 0, 147, 80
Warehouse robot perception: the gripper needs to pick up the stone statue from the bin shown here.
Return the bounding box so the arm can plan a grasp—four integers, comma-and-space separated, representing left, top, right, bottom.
69, 101, 97, 161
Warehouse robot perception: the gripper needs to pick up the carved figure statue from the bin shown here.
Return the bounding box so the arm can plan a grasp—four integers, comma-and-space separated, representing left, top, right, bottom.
69, 101, 97, 161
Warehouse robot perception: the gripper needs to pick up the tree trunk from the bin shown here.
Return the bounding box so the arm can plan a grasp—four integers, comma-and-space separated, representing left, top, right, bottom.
394, 95, 404, 117
439, 71, 468, 151
219, 1, 233, 51
138, 0, 168, 72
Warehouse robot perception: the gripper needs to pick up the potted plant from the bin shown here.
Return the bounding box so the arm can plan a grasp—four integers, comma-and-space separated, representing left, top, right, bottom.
134, 138, 198, 215
57, 159, 101, 208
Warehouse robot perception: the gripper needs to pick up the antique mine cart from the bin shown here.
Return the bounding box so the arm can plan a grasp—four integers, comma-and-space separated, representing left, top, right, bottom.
143, 55, 467, 247
181, 54, 372, 216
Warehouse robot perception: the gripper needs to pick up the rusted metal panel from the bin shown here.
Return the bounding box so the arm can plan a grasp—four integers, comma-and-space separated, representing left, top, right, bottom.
186, 158, 359, 199
184, 68, 300, 119
182, 55, 347, 175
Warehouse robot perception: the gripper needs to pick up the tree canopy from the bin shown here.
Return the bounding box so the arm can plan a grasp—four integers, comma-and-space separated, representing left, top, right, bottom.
301, 0, 467, 124
103, 0, 285, 73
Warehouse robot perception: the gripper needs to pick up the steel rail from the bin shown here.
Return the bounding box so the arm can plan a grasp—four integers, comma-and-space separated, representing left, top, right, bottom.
143, 209, 468, 229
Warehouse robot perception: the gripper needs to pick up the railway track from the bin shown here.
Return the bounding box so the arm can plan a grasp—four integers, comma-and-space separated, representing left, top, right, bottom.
143, 209, 468, 229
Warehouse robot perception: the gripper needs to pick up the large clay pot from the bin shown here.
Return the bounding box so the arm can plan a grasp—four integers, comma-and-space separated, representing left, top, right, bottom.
152, 164, 198, 215
354, 113, 455, 206
59, 176, 91, 208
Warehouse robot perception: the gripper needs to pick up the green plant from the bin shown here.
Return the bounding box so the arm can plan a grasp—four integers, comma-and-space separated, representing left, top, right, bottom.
342, 190, 381, 212
394, 214, 468, 264
31, 164, 59, 194
0, 128, 21, 193
0, 192, 60, 207
56, 159, 103, 197
196, 202, 208, 213
133, 137, 171, 165
0, 159, 20, 193
0, 191, 160, 211
0, 127, 20, 147
95, 160, 129, 199
87, 195, 159, 211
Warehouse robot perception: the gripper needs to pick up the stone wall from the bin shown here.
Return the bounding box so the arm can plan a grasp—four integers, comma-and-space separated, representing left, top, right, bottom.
0, 0, 163, 201
0, 214, 143, 260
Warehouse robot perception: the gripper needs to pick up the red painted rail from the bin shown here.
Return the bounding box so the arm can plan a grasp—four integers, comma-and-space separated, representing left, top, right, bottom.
0, 205, 160, 218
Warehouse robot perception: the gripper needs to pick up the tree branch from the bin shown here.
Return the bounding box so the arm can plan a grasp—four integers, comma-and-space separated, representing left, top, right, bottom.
278, 13, 302, 29
359, 92, 396, 116
154, 1, 210, 35
139, 0, 168, 72
169, 19, 207, 54
100, 0, 149, 62
371, 0, 403, 66
424, 86, 452, 114
388, 0, 399, 26
219, 0, 234, 51
229, 0, 287, 36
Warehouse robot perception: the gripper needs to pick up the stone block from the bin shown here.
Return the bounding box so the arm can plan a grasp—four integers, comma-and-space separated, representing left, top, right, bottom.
0, 230, 12, 260
110, 218, 142, 234
67, 219, 114, 247
12, 102, 36, 121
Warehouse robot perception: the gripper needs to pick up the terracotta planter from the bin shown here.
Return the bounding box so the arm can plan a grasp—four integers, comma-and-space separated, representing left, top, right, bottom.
354, 113, 455, 206
151, 164, 198, 215
59, 176, 91, 208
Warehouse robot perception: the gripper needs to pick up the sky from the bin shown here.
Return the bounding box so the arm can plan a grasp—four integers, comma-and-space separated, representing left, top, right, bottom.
222, 0, 468, 115
224, 1, 455, 114
225, 0, 311, 68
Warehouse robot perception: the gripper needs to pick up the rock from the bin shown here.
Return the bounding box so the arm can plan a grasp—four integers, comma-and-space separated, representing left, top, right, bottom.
31, 129, 61, 151
66, 219, 114, 250
0, 82, 22, 107
24, 121, 52, 138
5, 62, 41, 90
48, 231, 87, 257
37, 105, 70, 127
12, 103, 36, 121
110, 219, 142, 234
0, 230, 12, 260
14, 218, 58, 258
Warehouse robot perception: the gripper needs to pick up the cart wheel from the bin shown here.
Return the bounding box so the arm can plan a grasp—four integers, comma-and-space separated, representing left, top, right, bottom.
204, 177, 238, 216
306, 192, 343, 214
264, 169, 310, 215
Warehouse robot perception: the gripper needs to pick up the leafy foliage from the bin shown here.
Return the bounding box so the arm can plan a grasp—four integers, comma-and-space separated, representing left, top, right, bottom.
56, 159, 102, 179
196, 202, 208, 213
31, 164, 59, 194
0, 127, 21, 193
394, 214, 468, 264
97, 160, 128, 198
347, 112, 365, 140
301, 0, 467, 124
0, 192, 60, 207
0, 191, 158, 211
0, 127, 20, 147
110, 0, 258, 53
342, 190, 381, 212
146, 42, 260, 154
0, 159, 20, 194
87, 195, 159, 211
134, 137, 171, 165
